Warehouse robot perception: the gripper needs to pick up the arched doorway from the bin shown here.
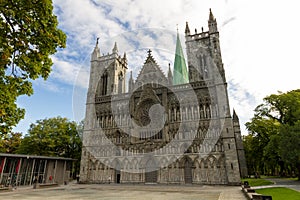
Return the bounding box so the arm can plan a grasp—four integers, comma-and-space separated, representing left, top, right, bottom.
145, 159, 157, 183
184, 157, 193, 184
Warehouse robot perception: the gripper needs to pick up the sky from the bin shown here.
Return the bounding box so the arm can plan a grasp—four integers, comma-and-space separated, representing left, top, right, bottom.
13, 0, 300, 135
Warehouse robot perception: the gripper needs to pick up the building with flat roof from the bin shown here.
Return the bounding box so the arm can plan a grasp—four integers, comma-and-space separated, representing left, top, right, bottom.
0, 153, 75, 187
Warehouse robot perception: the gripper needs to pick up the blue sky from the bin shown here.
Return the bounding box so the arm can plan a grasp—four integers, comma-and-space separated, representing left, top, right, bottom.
13, 0, 300, 134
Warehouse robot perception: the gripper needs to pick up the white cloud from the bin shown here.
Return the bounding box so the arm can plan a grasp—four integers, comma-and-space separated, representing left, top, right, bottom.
32, 78, 63, 93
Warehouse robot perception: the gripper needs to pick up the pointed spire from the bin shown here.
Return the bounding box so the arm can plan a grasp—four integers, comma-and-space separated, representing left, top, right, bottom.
91, 37, 100, 61
233, 109, 239, 121
185, 21, 190, 36
208, 8, 218, 33
173, 31, 189, 85
96, 37, 99, 46
128, 71, 134, 92
168, 63, 172, 73
209, 8, 215, 21
112, 42, 118, 54
168, 63, 173, 85
123, 52, 127, 65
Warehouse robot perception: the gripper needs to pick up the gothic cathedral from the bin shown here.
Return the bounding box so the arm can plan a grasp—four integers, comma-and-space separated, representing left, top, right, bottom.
80, 9, 247, 185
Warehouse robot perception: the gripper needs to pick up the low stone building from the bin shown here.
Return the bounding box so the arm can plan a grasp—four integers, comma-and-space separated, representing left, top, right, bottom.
80, 9, 247, 185
0, 153, 75, 187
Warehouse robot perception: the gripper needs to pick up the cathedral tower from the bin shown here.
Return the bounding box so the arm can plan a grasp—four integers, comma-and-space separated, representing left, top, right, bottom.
80, 40, 127, 181
184, 9, 244, 184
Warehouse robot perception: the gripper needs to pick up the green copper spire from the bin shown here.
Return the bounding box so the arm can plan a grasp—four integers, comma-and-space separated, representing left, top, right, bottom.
173, 31, 189, 85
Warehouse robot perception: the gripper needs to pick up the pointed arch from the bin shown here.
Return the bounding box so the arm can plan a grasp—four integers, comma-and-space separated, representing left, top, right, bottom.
111, 158, 122, 171
193, 156, 201, 169
144, 157, 158, 183
181, 156, 193, 184
118, 71, 124, 94
206, 155, 217, 168
160, 157, 169, 168
100, 70, 108, 95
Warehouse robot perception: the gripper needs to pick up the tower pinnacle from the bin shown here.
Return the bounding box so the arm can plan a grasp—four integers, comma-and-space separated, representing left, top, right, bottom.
112, 42, 118, 54
185, 21, 190, 35
168, 63, 173, 85
209, 8, 215, 21
208, 8, 218, 33
91, 37, 100, 61
233, 109, 239, 121
128, 71, 134, 92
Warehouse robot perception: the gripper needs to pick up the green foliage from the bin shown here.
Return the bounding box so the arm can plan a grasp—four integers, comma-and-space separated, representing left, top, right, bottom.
245, 90, 300, 177
17, 117, 82, 174
278, 122, 300, 175
244, 118, 280, 175
241, 178, 273, 187
17, 117, 81, 158
263, 134, 281, 174
254, 89, 300, 125
255, 187, 300, 200
0, 132, 22, 153
243, 134, 264, 175
0, 0, 66, 135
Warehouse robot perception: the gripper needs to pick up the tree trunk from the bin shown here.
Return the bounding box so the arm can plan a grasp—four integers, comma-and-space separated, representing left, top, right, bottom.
278, 160, 284, 176
297, 163, 300, 181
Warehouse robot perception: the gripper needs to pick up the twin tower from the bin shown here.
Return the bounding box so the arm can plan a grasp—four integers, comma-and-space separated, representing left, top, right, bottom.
80, 9, 247, 185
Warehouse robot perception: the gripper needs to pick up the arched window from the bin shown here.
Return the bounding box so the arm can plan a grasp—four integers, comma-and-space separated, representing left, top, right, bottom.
101, 72, 108, 95
118, 72, 123, 94
116, 131, 121, 143
116, 148, 121, 156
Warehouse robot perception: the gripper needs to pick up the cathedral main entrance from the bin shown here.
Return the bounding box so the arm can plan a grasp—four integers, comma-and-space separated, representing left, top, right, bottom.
145, 159, 157, 183
184, 157, 193, 184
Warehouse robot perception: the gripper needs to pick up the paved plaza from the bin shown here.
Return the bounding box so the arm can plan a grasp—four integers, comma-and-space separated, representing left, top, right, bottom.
0, 182, 246, 200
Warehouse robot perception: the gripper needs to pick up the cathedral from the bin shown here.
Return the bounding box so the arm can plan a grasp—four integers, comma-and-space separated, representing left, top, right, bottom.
80, 9, 247, 185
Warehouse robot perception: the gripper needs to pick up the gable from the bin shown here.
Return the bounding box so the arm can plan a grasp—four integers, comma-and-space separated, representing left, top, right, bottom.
135, 50, 168, 88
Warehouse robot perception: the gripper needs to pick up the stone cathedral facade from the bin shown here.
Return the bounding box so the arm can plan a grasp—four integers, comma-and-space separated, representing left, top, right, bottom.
80, 9, 247, 185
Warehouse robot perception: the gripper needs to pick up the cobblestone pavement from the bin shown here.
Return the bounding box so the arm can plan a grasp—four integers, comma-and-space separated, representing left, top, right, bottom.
252, 178, 300, 192
0, 182, 247, 200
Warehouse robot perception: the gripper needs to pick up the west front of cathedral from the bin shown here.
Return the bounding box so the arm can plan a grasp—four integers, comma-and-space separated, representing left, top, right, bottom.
80, 9, 247, 185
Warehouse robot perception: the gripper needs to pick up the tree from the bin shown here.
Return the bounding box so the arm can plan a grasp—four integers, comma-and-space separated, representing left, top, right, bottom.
0, 132, 22, 153
245, 117, 280, 175
0, 0, 66, 135
278, 122, 300, 180
243, 134, 263, 175
245, 89, 300, 177
263, 134, 281, 175
254, 89, 300, 125
17, 117, 82, 174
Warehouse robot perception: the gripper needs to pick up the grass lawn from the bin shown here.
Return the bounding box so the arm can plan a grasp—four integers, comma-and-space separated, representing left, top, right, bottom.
285, 177, 299, 181
241, 178, 273, 186
255, 187, 300, 200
